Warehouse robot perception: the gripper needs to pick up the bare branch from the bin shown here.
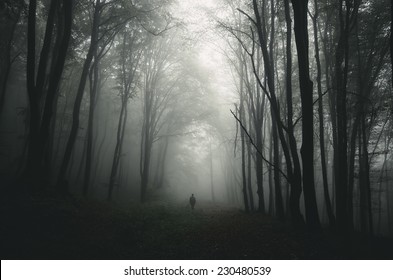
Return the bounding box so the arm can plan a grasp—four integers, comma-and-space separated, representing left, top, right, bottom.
230, 109, 289, 181
237, 8, 257, 26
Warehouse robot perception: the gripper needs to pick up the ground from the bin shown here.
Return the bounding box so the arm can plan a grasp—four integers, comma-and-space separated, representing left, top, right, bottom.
1, 194, 393, 259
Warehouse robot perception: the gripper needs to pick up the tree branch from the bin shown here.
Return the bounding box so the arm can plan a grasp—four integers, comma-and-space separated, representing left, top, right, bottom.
230, 109, 288, 181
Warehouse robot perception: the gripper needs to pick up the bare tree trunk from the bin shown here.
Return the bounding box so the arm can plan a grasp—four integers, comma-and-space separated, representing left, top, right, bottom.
156, 135, 169, 189
252, 0, 304, 225
334, 0, 358, 235
210, 141, 216, 203
291, 0, 321, 229
58, 0, 101, 192
360, 114, 373, 235
268, 120, 274, 215
311, 0, 335, 228
283, 0, 303, 224
140, 86, 153, 202
390, 0, 393, 87
91, 113, 108, 187
108, 99, 128, 201
246, 125, 254, 211
272, 110, 283, 219
83, 56, 99, 198
0, 1, 23, 116
25, 0, 72, 191
239, 102, 250, 212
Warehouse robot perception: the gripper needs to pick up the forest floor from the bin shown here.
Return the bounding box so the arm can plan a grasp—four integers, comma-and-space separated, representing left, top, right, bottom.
2, 194, 393, 260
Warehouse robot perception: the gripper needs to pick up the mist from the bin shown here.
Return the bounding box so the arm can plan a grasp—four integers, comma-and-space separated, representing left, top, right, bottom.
1, 0, 393, 259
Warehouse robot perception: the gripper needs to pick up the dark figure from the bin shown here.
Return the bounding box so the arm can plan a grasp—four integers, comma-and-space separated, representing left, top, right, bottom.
189, 194, 196, 210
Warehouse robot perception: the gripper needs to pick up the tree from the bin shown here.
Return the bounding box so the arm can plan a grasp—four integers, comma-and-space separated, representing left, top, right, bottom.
290, 0, 321, 229
108, 29, 143, 201
139, 34, 177, 202
310, 0, 335, 228
25, 0, 72, 190
0, 0, 25, 116
251, 0, 302, 224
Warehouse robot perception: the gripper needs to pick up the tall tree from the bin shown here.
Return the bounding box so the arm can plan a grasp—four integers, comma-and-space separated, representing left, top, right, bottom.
57, 0, 102, 192
291, 0, 321, 230
251, 0, 302, 224
108, 29, 143, 201
139, 34, 177, 202
334, 0, 360, 234
25, 0, 72, 190
0, 0, 24, 116
310, 0, 335, 228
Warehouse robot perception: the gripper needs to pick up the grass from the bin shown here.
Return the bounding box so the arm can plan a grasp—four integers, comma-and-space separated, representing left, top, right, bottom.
1, 194, 393, 259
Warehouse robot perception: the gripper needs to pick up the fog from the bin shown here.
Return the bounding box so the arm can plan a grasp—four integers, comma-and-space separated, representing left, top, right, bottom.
1, 0, 393, 259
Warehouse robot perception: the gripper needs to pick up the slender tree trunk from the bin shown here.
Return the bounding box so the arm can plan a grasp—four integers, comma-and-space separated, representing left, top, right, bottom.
91, 113, 108, 187
283, 0, 303, 224
311, 0, 335, 227
268, 121, 274, 215
335, 0, 354, 235
140, 87, 153, 202
240, 122, 250, 212
156, 135, 169, 189
83, 58, 99, 198
239, 102, 250, 212
253, 0, 303, 225
210, 141, 216, 203
272, 111, 283, 219
0, 1, 22, 116
361, 113, 373, 235
58, 0, 101, 192
390, 0, 393, 87
108, 99, 127, 201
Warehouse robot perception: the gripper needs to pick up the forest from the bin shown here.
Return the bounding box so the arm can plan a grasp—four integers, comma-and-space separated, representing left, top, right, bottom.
1, 0, 393, 259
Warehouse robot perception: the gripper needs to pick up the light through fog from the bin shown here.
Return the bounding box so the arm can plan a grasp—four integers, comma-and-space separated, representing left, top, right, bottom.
2, 1, 393, 260
157, 0, 238, 203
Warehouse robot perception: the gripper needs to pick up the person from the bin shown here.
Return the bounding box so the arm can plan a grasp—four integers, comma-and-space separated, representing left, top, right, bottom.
189, 194, 196, 210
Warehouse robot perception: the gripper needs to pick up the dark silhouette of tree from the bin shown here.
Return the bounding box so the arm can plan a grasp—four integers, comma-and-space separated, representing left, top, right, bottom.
25, 0, 72, 191
290, 0, 321, 230
310, 0, 335, 228
0, 0, 25, 116
57, 0, 102, 192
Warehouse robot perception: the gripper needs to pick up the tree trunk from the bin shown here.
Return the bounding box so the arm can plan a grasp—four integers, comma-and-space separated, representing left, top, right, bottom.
360, 113, 373, 235
268, 121, 274, 215
239, 102, 250, 212
58, 0, 101, 192
272, 111, 283, 220
291, 0, 320, 230
140, 84, 153, 202
156, 135, 169, 189
311, 0, 335, 228
83, 57, 99, 198
283, 0, 303, 225
0, 1, 22, 116
390, 0, 393, 88
253, 0, 302, 225
210, 141, 216, 203
25, 0, 72, 191
108, 98, 128, 201
334, 0, 352, 235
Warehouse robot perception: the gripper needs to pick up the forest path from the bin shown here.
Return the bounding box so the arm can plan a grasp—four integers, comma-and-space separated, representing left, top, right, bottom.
1, 197, 392, 259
